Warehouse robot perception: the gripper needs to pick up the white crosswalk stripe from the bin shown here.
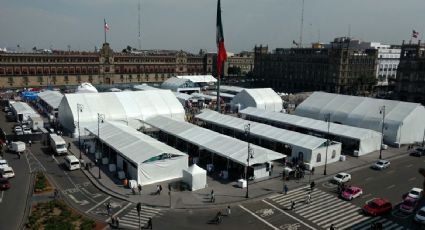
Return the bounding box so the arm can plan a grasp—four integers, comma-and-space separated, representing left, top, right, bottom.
268, 188, 408, 230
117, 205, 163, 229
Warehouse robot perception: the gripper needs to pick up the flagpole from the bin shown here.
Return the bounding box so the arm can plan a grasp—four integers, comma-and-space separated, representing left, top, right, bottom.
216, 61, 221, 113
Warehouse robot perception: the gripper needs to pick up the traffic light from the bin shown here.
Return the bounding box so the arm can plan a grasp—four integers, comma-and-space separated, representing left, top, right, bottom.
136, 202, 142, 214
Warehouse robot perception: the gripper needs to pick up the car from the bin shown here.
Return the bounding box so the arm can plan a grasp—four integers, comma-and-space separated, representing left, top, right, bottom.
410, 151, 425, 157
341, 186, 363, 200
0, 159, 8, 170
22, 126, 32, 134
0, 178, 10, 190
400, 196, 418, 213
372, 160, 390, 170
0, 166, 15, 179
415, 206, 425, 224
333, 172, 351, 184
407, 187, 423, 200
362, 198, 392, 216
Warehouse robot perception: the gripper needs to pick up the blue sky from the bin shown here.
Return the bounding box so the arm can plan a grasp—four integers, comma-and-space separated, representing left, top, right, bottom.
0, 0, 424, 53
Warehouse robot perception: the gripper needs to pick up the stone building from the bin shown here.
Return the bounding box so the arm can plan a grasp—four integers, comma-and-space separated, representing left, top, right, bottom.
0, 43, 214, 88
254, 37, 378, 95
224, 51, 254, 77
394, 41, 425, 104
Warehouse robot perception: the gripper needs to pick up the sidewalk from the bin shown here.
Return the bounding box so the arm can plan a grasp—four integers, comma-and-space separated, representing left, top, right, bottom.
65, 135, 411, 209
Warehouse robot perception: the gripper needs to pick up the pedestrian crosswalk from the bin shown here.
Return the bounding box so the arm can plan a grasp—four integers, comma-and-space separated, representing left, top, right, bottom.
268, 186, 407, 230
118, 204, 164, 229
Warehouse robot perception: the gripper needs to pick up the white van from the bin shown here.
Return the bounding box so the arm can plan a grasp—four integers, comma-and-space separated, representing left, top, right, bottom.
50, 134, 67, 155
0, 166, 15, 178
64, 155, 80, 171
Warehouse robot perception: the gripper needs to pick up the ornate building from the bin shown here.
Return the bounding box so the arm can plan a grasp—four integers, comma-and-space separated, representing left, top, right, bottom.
395, 41, 425, 104
254, 38, 378, 95
0, 43, 213, 88
224, 51, 254, 77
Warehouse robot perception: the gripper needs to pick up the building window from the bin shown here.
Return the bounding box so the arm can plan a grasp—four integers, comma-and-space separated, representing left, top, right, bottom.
316, 153, 321, 163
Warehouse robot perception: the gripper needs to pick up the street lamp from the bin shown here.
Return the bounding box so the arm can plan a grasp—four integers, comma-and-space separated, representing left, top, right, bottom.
97, 113, 105, 179
323, 113, 331, 175
244, 124, 254, 198
379, 106, 386, 160
77, 103, 84, 159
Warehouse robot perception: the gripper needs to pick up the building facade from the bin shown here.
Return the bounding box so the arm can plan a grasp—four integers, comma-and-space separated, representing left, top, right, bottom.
0, 43, 213, 88
254, 38, 378, 95
394, 41, 425, 105
224, 51, 254, 77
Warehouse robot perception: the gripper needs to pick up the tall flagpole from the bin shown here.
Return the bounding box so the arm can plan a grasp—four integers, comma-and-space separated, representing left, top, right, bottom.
216, 64, 221, 112
215, 0, 227, 113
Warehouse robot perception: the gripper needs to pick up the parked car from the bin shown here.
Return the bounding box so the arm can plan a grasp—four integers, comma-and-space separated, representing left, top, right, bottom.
414, 206, 425, 224
0, 159, 8, 170
0, 166, 15, 179
372, 160, 390, 170
333, 172, 351, 184
22, 125, 32, 134
407, 187, 423, 200
0, 178, 10, 190
341, 186, 363, 200
362, 198, 392, 216
400, 196, 418, 213
410, 151, 425, 157
14, 126, 22, 134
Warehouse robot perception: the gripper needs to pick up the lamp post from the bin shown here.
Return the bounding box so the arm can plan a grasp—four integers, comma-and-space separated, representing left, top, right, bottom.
323, 113, 331, 175
97, 113, 105, 179
77, 103, 84, 159
244, 124, 254, 199
379, 106, 386, 160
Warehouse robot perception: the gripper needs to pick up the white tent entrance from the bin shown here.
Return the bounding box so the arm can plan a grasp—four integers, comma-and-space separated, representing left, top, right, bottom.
182, 164, 207, 191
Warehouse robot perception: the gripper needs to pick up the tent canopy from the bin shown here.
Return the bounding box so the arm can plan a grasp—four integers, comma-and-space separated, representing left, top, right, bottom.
133, 84, 162, 91
84, 121, 187, 166
183, 164, 207, 191
161, 77, 199, 91
176, 75, 217, 83
145, 116, 285, 166
219, 85, 245, 94
76, 82, 98, 93
10, 101, 38, 116
231, 88, 283, 112
37, 90, 64, 109
196, 109, 327, 151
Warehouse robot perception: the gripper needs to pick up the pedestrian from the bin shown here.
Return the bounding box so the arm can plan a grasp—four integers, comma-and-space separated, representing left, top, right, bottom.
310, 181, 315, 191
147, 217, 152, 229
284, 184, 288, 195
215, 211, 222, 224
330, 224, 335, 230
67, 142, 71, 150
111, 216, 116, 227
17, 151, 21, 159
290, 200, 295, 210
138, 184, 142, 195
106, 202, 112, 216
28, 140, 32, 147
227, 206, 231, 216
306, 193, 311, 204
311, 167, 315, 175
156, 185, 160, 195
54, 189, 59, 199
115, 217, 119, 228
159, 185, 163, 195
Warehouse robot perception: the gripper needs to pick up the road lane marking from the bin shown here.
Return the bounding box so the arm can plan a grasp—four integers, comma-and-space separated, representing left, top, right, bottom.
262, 200, 316, 230
362, 193, 372, 199
0, 191, 3, 203
239, 204, 279, 230
387, 185, 396, 189
105, 202, 132, 222
85, 196, 111, 213
68, 194, 89, 205
408, 177, 416, 181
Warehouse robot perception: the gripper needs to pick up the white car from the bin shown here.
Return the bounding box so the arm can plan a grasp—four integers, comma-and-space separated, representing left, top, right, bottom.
372, 160, 390, 170
333, 172, 351, 184
0, 159, 8, 170
14, 126, 23, 135
0, 166, 15, 178
22, 126, 32, 134
407, 187, 423, 200
415, 206, 425, 224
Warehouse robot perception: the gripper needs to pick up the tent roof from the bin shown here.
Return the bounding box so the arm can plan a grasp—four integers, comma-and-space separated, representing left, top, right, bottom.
161, 77, 191, 90
10, 101, 38, 115
295, 92, 423, 128
206, 91, 235, 98
231, 88, 283, 111
185, 164, 206, 174
196, 109, 327, 150
85, 121, 186, 165
174, 92, 193, 101
240, 107, 382, 141
220, 85, 245, 94
133, 84, 162, 91
145, 116, 285, 166
37, 90, 64, 109
176, 75, 217, 83
191, 93, 216, 100
76, 82, 98, 93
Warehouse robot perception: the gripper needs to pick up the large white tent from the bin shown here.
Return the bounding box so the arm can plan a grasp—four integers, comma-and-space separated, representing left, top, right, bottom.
76, 82, 98, 93
182, 164, 207, 191
37, 90, 64, 117
58, 90, 185, 134
295, 92, 425, 145
230, 88, 283, 112
176, 75, 217, 83
161, 77, 200, 93
240, 107, 382, 156
10, 101, 39, 122
85, 122, 188, 186
196, 109, 342, 168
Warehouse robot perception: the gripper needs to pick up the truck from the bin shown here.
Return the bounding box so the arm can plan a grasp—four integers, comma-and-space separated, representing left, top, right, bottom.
8, 141, 26, 153
49, 134, 67, 155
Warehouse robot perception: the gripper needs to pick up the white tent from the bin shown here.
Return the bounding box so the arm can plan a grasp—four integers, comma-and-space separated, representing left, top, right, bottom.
161, 77, 200, 93
85, 121, 188, 186
58, 90, 185, 134
76, 82, 98, 93
10, 101, 39, 122
182, 164, 207, 191
230, 88, 283, 112
295, 92, 425, 145
176, 75, 217, 83
37, 90, 64, 110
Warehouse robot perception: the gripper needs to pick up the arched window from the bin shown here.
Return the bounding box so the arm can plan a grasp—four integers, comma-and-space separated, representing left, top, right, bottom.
332, 150, 336, 159
316, 153, 321, 163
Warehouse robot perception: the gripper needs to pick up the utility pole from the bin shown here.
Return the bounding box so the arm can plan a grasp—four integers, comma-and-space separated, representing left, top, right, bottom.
379, 106, 386, 159
299, 0, 305, 47
77, 103, 84, 159
323, 113, 330, 175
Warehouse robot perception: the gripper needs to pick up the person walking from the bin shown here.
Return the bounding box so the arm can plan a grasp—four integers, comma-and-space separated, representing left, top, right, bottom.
156, 185, 160, 195
311, 167, 315, 175
227, 206, 231, 216
115, 217, 119, 228
159, 185, 163, 195
283, 184, 288, 195
310, 181, 315, 191
306, 193, 311, 204
106, 202, 112, 216
290, 200, 295, 210
28, 140, 32, 147
147, 217, 152, 229
330, 224, 335, 230
138, 184, 142, 195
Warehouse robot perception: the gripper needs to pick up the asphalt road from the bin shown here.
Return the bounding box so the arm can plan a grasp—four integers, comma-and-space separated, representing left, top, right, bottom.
0, 149, 31, 230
